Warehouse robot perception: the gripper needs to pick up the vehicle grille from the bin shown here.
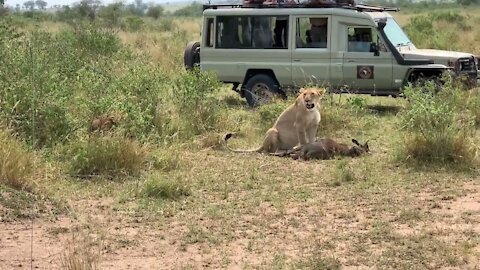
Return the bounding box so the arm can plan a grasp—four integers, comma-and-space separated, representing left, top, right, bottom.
458, 57, 475, 72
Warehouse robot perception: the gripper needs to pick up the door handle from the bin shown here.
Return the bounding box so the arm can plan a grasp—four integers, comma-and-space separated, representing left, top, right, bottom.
347, 60, 355, 63
293, 59, 301, 62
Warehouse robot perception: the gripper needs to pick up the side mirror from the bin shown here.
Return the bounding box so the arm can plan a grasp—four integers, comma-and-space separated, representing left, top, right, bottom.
377, 20, 386, 30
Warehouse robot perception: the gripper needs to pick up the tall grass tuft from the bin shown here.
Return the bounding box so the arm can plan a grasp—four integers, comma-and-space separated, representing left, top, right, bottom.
140, 174, 190, 200
59, 231, 100, 270
399, 78, 477, 166
0, 130, 34, 191
65, 135, 146, 178
168, 67, 223, 139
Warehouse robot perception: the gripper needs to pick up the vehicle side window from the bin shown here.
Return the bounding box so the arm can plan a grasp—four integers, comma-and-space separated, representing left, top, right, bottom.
347, 27, 388, 53
296, 17, 328, 49
206, 18, 214, 48
216, 16, 288, 49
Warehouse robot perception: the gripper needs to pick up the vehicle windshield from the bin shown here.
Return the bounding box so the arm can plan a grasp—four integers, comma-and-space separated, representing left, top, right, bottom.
382, 17, 414, 47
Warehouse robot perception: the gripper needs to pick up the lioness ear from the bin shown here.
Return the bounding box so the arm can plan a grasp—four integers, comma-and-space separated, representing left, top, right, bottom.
299, 87, 305, 93
318, 88, 327, 96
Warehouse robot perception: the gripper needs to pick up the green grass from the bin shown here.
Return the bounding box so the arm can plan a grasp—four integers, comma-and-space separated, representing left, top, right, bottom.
139, 174, 190, 200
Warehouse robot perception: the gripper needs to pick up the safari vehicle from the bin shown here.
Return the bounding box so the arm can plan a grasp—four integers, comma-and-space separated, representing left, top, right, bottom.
183, 2, 479, 107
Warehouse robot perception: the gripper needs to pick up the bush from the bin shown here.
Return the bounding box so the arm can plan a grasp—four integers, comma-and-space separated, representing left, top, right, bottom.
65, 136, 146, 177
122, 16, 144, 32
67, 22, 121, 56
169, 68, 222, 139
0, 130, 34, 191
145, 5, 163, 20
399, 79, 477, 165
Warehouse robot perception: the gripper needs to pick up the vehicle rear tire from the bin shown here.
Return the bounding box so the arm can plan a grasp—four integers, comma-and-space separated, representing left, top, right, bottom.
184, 41, 200, 71
243, 74, 283, 107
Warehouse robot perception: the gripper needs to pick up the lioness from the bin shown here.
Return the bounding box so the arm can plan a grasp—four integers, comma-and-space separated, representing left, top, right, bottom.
223, 87, 326, 153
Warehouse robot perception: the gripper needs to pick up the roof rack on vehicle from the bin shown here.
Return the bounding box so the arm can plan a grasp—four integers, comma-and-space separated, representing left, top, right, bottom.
202, 2, 399, 12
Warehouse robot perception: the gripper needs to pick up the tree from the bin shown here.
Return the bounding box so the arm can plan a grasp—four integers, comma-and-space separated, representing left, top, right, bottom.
23, 0, 35, 10
35, 0, 47, 9
75, 0, 101, 20
0, 0, 7, 16
456, 0, 479, 5
146, 5, 162, 19
98, 2, 124, 26
132, 0, 147, 16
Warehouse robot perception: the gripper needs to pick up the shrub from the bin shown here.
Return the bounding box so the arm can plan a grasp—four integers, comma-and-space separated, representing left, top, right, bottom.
68, 22, 121, 56
169, 68, 222, 139
465, 88, 480, 127
122, 16, 144, 32
140, 174, 190, 200
399, 79, 477, 165
65, 136, 146, 177
0, 21, 164, 147
0, 130, 34, 191
146, 5, 163, 20
0, 25, 121, 147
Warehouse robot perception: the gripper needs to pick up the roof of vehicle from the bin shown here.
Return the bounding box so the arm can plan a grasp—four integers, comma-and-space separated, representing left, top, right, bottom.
202, 3, 398, 18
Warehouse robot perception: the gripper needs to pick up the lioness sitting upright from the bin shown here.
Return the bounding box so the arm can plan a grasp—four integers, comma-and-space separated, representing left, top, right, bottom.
223, 87, 326, 153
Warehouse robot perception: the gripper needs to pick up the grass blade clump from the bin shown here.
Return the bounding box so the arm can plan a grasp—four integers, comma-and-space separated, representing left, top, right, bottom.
140, 174, 190, 200
66, 135, 146, 178
0, 130, 34, 191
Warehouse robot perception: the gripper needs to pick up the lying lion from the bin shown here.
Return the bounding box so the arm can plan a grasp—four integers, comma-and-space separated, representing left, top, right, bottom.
223, 87, 326, 154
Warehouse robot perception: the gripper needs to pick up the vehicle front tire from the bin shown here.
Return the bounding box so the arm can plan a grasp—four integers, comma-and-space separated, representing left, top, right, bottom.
243, 74, 283, 108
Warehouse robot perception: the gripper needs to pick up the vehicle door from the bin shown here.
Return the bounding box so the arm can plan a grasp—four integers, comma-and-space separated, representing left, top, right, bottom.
342, 26, 393, 93
291, 15, 332, 87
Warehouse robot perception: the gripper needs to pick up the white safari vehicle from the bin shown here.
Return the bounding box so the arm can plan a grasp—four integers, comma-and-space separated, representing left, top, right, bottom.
184, 2, 479, 107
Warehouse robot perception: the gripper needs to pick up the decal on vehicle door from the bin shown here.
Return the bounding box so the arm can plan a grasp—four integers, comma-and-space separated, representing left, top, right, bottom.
357, 65, 374, 79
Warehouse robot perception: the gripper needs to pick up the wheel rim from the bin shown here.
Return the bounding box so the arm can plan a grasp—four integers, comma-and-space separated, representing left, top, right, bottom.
249, 83, 275, 105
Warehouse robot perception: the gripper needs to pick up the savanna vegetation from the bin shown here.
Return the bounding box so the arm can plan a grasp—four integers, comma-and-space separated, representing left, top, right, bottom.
0, 0, 479, 268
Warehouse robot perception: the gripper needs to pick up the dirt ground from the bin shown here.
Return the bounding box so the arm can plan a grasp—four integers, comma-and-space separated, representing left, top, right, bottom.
1, 151, 480, 269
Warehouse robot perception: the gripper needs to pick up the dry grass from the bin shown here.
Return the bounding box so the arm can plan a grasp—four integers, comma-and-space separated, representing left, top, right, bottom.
0, 130, 34, 191
59, 230, 101, 270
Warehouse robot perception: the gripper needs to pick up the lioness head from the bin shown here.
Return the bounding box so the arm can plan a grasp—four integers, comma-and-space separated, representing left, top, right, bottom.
297, 87, 326, 110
